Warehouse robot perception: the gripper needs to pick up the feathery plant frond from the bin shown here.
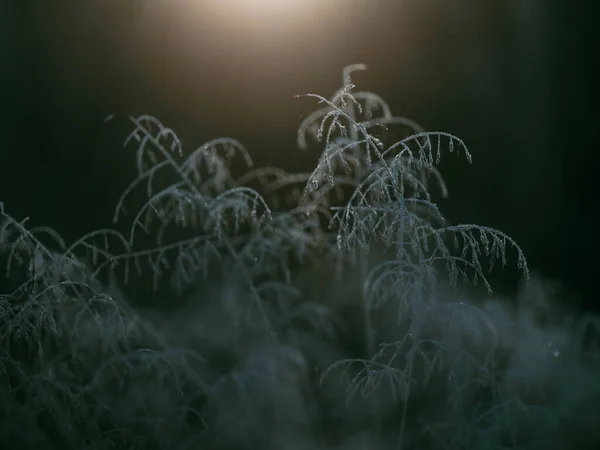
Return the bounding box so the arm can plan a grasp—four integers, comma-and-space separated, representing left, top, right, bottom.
301, 65, 529, 450
109, 115, 277, 300
115, 115, 264, 242
297, 64, 528, 289
110, 114, 341, 338
0, 203, 133, 298
110, 114, 340, 338
0, 203, 148, 371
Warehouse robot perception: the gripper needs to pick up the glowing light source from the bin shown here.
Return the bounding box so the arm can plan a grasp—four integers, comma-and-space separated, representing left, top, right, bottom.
224, 0, 307, 17
183, 0, 322, 33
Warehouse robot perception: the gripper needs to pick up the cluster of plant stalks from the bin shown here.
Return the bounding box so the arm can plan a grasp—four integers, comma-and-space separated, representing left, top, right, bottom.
5, 64, 596, 450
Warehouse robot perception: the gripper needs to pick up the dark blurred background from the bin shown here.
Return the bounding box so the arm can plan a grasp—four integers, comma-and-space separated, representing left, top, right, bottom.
1, 0, 596, 307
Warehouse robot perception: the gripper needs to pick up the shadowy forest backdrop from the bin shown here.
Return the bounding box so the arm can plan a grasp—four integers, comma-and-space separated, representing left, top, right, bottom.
1, 0, 596, 306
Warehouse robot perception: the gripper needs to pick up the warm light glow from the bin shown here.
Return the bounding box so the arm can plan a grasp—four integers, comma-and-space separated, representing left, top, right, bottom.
182, 0, 324, 33
223, 0, 307, 17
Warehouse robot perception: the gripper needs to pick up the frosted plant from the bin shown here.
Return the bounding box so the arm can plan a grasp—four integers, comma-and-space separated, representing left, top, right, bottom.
104, 116, 282, 335
0, 204, 175, 449
301, 65, 529, 449
109, 115, 341, 338
0, 63, 544, 449
236, 166, 344, 280
113, 115, 262, 243
0, 204, 137, 372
